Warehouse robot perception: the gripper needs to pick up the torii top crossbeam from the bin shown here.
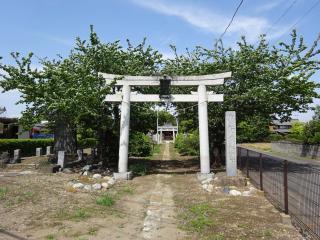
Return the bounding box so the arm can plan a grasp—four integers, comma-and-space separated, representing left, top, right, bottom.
101, 72, 231, 103
100, 72, 231, 86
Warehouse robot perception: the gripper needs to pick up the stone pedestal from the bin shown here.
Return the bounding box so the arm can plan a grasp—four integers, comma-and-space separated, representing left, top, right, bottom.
113, 171, 132, 180
225, 111, 237, 176
36, 148, 42, 157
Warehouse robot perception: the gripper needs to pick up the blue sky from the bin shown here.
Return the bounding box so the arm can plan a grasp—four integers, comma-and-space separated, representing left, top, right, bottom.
0, 0, 319, 121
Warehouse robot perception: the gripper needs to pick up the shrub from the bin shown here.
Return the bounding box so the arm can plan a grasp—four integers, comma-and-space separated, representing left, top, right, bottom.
0, 139, 53, 157
267, 133, 284, 142
174, 131, 199, 156
303, 120, 320, 144
129, 132, 152, 157
237, 117, 270, 143
0, 138, 97, 157
78, 138, 97, 148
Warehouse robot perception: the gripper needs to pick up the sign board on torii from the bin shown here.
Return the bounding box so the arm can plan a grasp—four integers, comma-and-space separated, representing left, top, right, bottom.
101, 72, 237, 179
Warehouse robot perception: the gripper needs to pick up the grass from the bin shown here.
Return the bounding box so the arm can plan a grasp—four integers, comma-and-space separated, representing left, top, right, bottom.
0, 187, 7, 200
46, 234, 56, 240
96, 194, 115, 207
88, 226, 98, 235
181, 202, 218, 233
73, 208, 91, 220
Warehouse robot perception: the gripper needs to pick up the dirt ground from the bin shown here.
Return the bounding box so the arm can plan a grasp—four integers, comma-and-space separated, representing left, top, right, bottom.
0, 143, 303, 240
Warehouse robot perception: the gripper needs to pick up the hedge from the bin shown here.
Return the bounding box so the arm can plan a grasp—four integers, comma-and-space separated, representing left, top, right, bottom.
129, 132, 152, 157
0, 138, 97, 157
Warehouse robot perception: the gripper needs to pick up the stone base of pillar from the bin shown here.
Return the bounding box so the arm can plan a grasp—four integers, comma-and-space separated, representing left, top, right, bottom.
113, 171, 133, 180
197, 172, 214, 182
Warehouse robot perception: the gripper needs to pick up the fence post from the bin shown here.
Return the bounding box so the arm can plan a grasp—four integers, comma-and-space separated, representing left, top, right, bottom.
259, 153, 263, 191
237, 147, 241, 169
283, 160, 289, 214
246, 149, 249, 178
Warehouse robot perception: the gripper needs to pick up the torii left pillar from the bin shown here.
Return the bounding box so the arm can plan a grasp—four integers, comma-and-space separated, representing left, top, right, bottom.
114, 84, 133, 180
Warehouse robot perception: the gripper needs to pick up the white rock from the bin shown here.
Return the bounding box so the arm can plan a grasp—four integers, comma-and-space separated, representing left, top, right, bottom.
101, 182, 109, 188
201, 178, 213, 185
92, 183, 102, 190
108, 178, 115, 185
229, 189, 242, 196
84, 185, 92, 191
92, 174, 102, 179
242, 191, 251, 197
201, 184, 213, 192
82, 171, 88, 176
73, 183, 84, 189
249, 186, 256, 192
206, 184, 214, 192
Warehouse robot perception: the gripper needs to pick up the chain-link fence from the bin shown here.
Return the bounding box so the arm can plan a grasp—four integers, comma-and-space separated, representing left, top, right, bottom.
238, 147, 320, 240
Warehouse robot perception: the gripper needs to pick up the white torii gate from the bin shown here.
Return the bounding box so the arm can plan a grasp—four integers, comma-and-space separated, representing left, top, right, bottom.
101, 72, 236, 180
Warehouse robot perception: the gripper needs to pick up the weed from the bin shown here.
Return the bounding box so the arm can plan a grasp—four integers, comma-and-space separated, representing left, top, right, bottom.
182, 203, 217, 233
96, 194, 115, 207
190, 215, 213, 231
212, 234, 225, 240
88, 226, 98, 235
46, 234, 55, 240
119, 186, 134, 195
73, 208, 90, 220
0, 187, 7, 199
264, 230, 273, 237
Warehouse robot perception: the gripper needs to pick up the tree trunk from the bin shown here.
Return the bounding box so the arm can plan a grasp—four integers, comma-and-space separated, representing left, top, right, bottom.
54, 117, 77, 155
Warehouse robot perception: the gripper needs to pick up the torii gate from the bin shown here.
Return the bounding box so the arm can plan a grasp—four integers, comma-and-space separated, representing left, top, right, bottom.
101, 72, 237, 180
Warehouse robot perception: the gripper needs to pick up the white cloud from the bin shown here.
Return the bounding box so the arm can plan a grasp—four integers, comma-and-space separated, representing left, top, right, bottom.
131, 0, 287, 42
255, 0, 285, 13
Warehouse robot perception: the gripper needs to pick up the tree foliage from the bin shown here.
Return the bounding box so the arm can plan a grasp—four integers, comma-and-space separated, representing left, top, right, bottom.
163, 31, 320, 144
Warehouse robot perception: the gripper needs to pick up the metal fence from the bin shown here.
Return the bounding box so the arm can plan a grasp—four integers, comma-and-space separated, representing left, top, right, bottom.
238, 147, 320, 240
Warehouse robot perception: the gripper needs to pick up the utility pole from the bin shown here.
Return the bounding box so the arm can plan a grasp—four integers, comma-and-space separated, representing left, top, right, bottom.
156, 106, 159, 144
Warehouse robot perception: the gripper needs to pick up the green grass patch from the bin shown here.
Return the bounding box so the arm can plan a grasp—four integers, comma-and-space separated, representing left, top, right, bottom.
46, 234, 56, 240
0, 187, 8, 200
96, 194, 115, 207
181, 202, 218, 233
72, 208, 91, 220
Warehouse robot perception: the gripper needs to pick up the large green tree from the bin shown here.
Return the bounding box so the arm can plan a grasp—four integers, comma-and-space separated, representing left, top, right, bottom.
164, 30, 320, 145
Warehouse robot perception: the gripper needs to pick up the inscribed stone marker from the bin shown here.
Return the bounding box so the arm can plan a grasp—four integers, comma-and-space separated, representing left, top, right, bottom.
225, 111, 237, 176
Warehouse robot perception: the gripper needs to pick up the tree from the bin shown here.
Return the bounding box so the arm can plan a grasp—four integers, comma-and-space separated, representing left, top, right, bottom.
0, 52, 108, 154
312, 105, 320, 120
163, 30, 320, 145
0, 26, 163, 162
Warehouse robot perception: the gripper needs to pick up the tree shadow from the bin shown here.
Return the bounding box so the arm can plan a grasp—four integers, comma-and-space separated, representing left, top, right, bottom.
0, 229, 28, 240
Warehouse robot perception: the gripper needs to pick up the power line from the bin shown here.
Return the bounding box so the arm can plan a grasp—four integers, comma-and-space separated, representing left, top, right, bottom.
288, 0, 320, 31
265, 0, 298, 35
219, 0, 244, 40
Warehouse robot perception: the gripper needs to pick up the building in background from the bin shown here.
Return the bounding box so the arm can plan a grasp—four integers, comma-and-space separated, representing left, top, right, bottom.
269, 119, 299, 135
0, 117, 19, 138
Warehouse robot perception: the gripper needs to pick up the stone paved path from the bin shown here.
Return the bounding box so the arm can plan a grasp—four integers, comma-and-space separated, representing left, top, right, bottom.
142, 142, 186, 239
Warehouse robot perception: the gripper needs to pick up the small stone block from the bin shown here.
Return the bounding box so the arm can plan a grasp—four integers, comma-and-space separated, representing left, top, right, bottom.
13, 149, 21, 163
77, 149, 83, 161
113, 172, 133, 180
36, 148, 42, 156
197, 172, 214, 182
46, 146, 51, 155
57, 151, 65, 168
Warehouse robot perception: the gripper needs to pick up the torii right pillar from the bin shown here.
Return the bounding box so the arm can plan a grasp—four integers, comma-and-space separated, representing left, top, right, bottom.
225, 111, 237, 176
